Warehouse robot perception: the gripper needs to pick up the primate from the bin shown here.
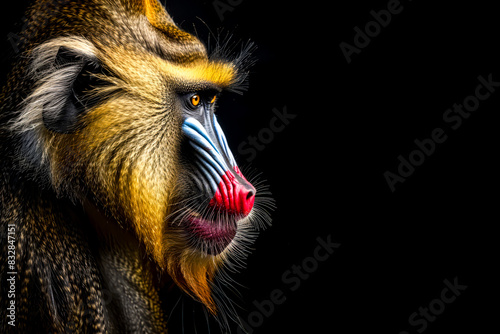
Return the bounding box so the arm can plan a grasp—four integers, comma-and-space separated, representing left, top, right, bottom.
0, 0, 272, 332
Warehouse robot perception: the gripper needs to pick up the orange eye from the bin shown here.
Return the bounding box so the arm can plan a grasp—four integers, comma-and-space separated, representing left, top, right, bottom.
191, 94, 201, 107
210, 95, 217, 104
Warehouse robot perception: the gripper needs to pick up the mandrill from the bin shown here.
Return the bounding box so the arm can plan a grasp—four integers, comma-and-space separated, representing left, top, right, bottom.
0, 0, 272, 332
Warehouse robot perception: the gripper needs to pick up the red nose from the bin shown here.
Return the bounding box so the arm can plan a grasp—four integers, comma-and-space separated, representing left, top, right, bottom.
209, 167, 255, 216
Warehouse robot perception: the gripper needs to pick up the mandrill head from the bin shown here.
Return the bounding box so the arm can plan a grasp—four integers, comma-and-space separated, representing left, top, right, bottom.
9, 0, 272, 315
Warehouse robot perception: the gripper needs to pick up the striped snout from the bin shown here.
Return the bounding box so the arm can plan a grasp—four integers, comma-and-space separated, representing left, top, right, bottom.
182, 117, 255, 216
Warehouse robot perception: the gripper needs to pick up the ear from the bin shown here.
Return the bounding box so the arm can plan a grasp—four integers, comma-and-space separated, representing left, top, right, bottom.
42, 46, 102, 134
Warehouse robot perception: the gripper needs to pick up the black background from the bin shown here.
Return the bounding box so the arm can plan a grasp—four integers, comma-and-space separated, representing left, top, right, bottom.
1, 0, 498, 333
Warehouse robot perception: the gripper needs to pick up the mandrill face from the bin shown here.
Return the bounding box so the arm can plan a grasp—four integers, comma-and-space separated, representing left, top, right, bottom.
176, 98, 256, 256
166, 90, 261, 313
10, 0, 272, 316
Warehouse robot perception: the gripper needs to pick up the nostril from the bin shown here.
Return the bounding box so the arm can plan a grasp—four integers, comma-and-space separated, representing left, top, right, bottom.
246, 188, 255, 201
240, 185, 255, 216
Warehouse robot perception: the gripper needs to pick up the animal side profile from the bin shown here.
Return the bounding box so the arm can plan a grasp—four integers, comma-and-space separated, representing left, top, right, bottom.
0, 0, 272, 332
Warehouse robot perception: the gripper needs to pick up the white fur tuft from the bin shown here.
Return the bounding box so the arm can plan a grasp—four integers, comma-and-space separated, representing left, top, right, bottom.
9, 36, 98, 168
